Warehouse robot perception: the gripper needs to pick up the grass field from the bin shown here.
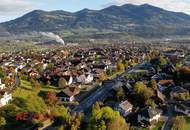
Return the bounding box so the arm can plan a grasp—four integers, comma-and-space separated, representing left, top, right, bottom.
108, 71, 123, 79
152, 121, 164, 130
184, 116, 190, 130
13, 80, 61, 99
13, 80, 35, 98
133, 69, 147, 73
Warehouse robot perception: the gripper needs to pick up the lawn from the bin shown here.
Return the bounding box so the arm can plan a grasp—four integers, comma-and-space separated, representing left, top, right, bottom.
133, 69, 147, 73
13, 80, 61, 99
13, 80, 34, 98
152, 121, 164, 130
108, 71, 123, 79
184, 116, 190, 130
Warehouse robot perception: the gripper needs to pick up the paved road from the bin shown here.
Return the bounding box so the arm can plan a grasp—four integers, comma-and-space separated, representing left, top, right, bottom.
163, 105, 174, 130
73, 63, 143, 113
162, 100, 190, 130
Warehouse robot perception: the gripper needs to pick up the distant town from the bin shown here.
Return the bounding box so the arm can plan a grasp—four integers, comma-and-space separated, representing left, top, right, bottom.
0, 41, 189, 130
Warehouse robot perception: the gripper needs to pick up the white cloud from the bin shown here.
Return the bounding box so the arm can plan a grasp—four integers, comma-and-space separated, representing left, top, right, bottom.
106, 0, 190, 14
0, 0, 36, 16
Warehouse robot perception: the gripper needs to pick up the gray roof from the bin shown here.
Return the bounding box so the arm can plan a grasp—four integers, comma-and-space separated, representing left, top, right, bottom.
139, 107, 162, 118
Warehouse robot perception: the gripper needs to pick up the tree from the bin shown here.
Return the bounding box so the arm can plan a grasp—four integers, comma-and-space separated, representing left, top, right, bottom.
159, 56, 167, 67
51, 105, 69, 119
134, 82, 155, 105
106, 69, 113, 76
145, 99, 156, 107
107, 117, 130, 130
89, 106, 130, 130
92, 102, 101, 112
171, 90, 190, 101
52, 105, 83, 130
98, 72, 108, 82
58, 78, 67, 88
58, 125, 64, 130
0, 116, 6, 127
0, 105, 20, 125
149, 80, 157, 90
30, 79, 42, 93
144, 55, 151, 62
172, 116, 185, 130
0, 67, 5, 78
134, 82, 147, 94
67, 113, 84, 130
116, 87, 125, 101
47, 63, 54, 70
143, 88, 155, 101
117, 63, 125, 71
26, 94, 47, 113
45, 91, 58, 107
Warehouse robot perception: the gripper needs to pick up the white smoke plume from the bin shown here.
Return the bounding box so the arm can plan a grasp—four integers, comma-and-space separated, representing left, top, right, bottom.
40, 32, 65, 45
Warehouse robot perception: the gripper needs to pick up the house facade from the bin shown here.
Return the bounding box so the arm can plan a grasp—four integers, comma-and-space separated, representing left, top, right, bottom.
0, 91, 12, 107
116, 100, 133, 117
137, 107, 162, 126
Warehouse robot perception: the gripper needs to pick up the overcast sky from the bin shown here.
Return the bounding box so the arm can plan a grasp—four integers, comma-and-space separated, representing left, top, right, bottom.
1, 0, 190, 22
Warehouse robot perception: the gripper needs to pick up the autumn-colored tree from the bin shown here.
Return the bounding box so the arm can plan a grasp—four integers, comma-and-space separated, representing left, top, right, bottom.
171, 90, 190, 101
0, 116, 6, 127
134, 82, 155, 105
143, 88, 155, 101
134, 82, 147, 94
98, 72, 108, 81
159, 56, 167, 67
133, 57, 139, 64
58, 125, 64, 130
46, 80, 51, 85
172, 116, 185, 130
28, 94, 47, 112
117, 63, 125, 71
116, 87, 125, 101
107, 117, 130, 130
150, 50, 160, 58
0, 67, 5, 78
67, 113, 84, 130
145, 99, 156, 107
149, 80, 157, 90
144, 54, 151, 62
31, 79, 41, 93
106, 69, 113, 76
58, 77, 67, 88
52, 105, 83, 130
89, 106, 130, 130
179, 66, 190, 74
45, 91, 58, 107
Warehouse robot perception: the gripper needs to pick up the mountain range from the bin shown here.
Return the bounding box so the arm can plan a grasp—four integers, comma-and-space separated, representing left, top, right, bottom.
1, 4, 190, 38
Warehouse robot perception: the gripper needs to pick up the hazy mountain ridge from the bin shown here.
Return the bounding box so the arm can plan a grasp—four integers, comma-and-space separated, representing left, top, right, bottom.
1, 4, 190, 38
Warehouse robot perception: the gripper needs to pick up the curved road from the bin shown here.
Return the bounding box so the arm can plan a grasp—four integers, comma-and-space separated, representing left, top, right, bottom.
72, 63, 143, 113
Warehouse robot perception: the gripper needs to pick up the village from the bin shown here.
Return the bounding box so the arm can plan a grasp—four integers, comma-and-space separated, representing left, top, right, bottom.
0, 43, 190, 130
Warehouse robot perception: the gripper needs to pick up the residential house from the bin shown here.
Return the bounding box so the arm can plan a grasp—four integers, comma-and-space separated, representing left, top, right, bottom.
0, 79, 5, 90
123, 82, 133, 94
28, 69, 40, 78
92, 64, 109, 71
77, 73, 94, 84
158, 80, 174, 92
57, 84, 80, 102
151, 73, 165, 82
170, 86, 189, 101
137, 107, 162, 127
0, 90, 12, 107
182, 83, 190, 92
174, 103, 190, 116
155, 89, 166, 103
62, 75, 73, 86
115, 100, 133, 117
